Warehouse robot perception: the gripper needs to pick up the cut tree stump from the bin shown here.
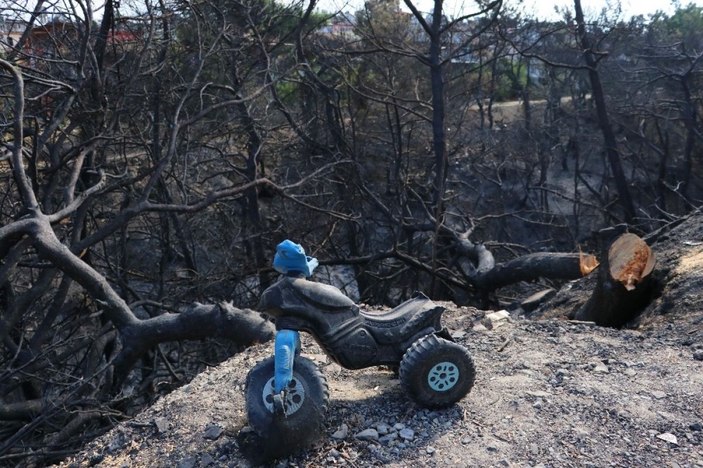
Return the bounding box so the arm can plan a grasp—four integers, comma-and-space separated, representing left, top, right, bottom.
574, 232, 656, 327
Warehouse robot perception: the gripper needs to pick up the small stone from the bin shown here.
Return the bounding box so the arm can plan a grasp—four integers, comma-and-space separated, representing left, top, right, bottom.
624, 369, 637, 377
656, 432, 678, 445
376, 423, 391, 435
88, 452, 105, 465
153, 417, 169, 433
200, 453, 215, 466
332, 424, 349, 439
107, 433, 126, 454
426, 446, 436, 454
482, 313, 508, 329
473, 323, 489, 332
485, 310, 510, 322
694, 350, 703, 361
203, 424, 223, 440
379, 432, 399, 444
461, 436, 471, 445
594, 364, 609, 373
328, 448, 341, 459
177, 456, 196, 468
355, 428, 379, 441
399, 428, 415, 441
376, 452, 393, 463
651, 391, 667, 400
689, 422, 702, 432
393, 423, 406, 431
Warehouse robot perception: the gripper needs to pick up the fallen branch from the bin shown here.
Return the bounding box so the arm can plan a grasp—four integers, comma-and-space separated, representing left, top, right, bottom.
112, 302, 274, 383
450, 228, 596, 292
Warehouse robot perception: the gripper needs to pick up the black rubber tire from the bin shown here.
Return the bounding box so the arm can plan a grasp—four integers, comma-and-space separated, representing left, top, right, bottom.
244, 355, 328, 461
399, 334, 475, 409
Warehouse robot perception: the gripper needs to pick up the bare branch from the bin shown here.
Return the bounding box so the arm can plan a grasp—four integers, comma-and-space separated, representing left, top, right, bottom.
0, 59, 38, 211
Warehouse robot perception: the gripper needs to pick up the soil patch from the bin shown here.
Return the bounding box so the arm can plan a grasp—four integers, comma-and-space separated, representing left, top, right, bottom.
59, 307, 703, 467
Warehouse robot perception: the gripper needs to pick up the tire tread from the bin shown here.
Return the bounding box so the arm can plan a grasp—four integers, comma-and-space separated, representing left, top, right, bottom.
399, 334, 475, 408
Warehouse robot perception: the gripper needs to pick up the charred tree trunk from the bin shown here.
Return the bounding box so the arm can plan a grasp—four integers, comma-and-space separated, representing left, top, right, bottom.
470, 252, 595, 291
452, 231, 597, 292
574, 231, 656, 327
573, 0, 636, 222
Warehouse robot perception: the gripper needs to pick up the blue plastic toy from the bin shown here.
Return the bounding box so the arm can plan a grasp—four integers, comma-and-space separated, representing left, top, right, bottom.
244, 239, 475, 461
273, 240, 319, 277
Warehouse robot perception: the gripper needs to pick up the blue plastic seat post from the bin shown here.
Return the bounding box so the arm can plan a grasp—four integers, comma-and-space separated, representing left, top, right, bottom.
274, 329, 300, 393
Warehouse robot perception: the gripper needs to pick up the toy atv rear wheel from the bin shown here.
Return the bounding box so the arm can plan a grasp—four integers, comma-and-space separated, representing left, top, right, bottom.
244, 356, 329, 461
399, 334, 475, 409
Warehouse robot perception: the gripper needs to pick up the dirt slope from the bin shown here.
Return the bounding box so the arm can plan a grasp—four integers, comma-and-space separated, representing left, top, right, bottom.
59, 213, 703, 468
58, 308, 703, 468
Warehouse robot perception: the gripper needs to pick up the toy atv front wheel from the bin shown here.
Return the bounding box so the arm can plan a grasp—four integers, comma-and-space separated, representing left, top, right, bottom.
244, 356, 329, 461
399, 334, 475, 408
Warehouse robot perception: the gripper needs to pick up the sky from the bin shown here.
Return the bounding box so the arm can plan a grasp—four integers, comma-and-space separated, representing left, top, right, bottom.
517, 0, 693, 20
317, 0, 698, 20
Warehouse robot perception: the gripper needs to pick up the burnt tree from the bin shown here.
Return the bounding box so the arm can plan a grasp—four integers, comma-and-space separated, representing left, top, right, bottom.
574, 231, 656, 327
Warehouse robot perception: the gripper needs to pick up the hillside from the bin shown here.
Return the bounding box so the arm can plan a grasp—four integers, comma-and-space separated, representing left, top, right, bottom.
59, 212, 703, 468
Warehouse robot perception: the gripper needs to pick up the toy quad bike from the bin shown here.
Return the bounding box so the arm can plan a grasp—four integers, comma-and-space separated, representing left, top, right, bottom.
245, 240, 475, 453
